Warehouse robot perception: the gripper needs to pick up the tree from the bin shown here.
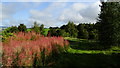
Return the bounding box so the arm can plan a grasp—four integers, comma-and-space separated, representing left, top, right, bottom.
32, 22, 40, 34
40, 24, 44, 35
97, 1, 120, 46
88, 29, 98, 40
10, 26, 19, 33
48, 27, 58, 36
65, 21, 78, 37
18, 24, 27, 32
40, 24, 44, 31
4, 26, 18, 33
33, 21, 39, 28
56, 29, 70, 37
77, 24, 89, 39
60, 25, 67, 30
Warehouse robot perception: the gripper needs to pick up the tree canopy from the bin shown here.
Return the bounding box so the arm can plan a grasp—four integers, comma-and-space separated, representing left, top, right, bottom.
97, 2, 120, 46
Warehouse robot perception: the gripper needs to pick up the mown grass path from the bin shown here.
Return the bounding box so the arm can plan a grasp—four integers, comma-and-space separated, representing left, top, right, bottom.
53, 37, 120, 68
64, 37, 120, 55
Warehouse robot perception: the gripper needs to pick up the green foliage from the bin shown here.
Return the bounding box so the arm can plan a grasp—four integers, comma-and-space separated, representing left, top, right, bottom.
32, 22, 45, 35
49, 27, 70, 37
18, 24, 27, 32
97, 2, 120, 46
9, 26, 19, 33
60, 30, 70, 37
77, 24, 89, 39
42, 28, 49, 36
32, 22, 40, 33
49, 21, 98, 39
40, 24, 44, 31
59, 21, 78, 37
2, 26, 18, 33
48, 27, 58, 36
40, 24, 45, 35
65, 21, 78, 37
27, 28, 32, 32
89, 29, 98, 40
2, 32, 14, 42
1, 27, 15, 41
58, 29, 70, 37
82, 29, 89, 39
2, 27, 12, 33
77, 23, 98, 40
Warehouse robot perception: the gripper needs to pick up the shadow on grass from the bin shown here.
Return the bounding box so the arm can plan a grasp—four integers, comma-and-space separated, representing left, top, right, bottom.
69, 40, 111, 50
2, 53, 120, 68
54, 53, 120, 68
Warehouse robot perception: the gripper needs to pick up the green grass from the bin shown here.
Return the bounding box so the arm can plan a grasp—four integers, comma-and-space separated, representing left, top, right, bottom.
67, 48, 120, 55
53, 37, 120, 68
27, 28, 32, 32
0, 33, 2, 35
65, 37, 120, 55
54, 53, 120, 68
0, 31, 2, 35
42, 28, 49, 36
64, 37, 82, 41
26, 28, 49, 36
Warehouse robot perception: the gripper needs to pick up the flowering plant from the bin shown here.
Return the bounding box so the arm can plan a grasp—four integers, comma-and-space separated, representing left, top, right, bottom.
1, 32, 69, 66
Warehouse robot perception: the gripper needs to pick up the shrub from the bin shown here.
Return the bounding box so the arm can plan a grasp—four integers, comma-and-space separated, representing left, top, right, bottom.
18, 24, 27, 32
1, 32, 69, 66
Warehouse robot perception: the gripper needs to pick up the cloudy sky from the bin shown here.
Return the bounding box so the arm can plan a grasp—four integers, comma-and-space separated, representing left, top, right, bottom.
1, 0, 101, 28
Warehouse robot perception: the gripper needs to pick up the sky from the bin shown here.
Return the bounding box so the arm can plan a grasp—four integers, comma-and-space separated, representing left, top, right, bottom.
1, 0, 101, 28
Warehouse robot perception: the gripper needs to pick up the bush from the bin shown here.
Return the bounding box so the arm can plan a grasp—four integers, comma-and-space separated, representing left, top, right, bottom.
1, 32, 69, 66
18, 24, 27, 32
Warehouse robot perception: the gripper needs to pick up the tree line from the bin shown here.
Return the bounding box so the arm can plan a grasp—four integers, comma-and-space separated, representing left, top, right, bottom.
3, 22, 44, 34
4, 21, 98, 40
49, 21, 98, 40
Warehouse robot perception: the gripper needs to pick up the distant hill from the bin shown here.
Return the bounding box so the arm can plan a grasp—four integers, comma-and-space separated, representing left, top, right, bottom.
0, 26, 8, 28
0, 26, 8, 32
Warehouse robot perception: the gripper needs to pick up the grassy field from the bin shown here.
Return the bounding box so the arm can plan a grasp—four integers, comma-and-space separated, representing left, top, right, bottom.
53, 37, 120, 68
27, 28, 49, 36
42, 28, 50, 36
0, 33, 2, 35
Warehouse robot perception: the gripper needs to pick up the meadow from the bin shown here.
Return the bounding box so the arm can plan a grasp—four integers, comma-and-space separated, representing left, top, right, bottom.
53, 37, 120, 68
1, 27, 120, 68
1, 1, 120, 68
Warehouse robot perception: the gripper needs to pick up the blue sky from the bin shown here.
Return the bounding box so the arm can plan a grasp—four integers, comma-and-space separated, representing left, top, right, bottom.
2, 0, 101, 2
1, 0, 101, 28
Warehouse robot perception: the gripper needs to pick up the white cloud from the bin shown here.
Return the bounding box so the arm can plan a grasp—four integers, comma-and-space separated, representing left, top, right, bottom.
58, 8, 83, 24
2, 0, 100, 2
29, 2, 101, 27
1, 3, 21, 26
80, 1, 101, 21
72, 3, 87, 11
1, 4, 20, 26
0, 3, 2, 26
1, 2, 41, 20
29, 10, 61, 27
29, 2, 68, 27
30, 10, 52, 19
1, 2, 101, 27
58, 1, 101, 24
29, 9, 55, 27
1, 2, 42, 26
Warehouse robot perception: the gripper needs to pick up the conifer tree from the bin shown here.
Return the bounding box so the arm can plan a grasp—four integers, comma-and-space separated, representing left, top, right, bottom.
98, 1, 120, 46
